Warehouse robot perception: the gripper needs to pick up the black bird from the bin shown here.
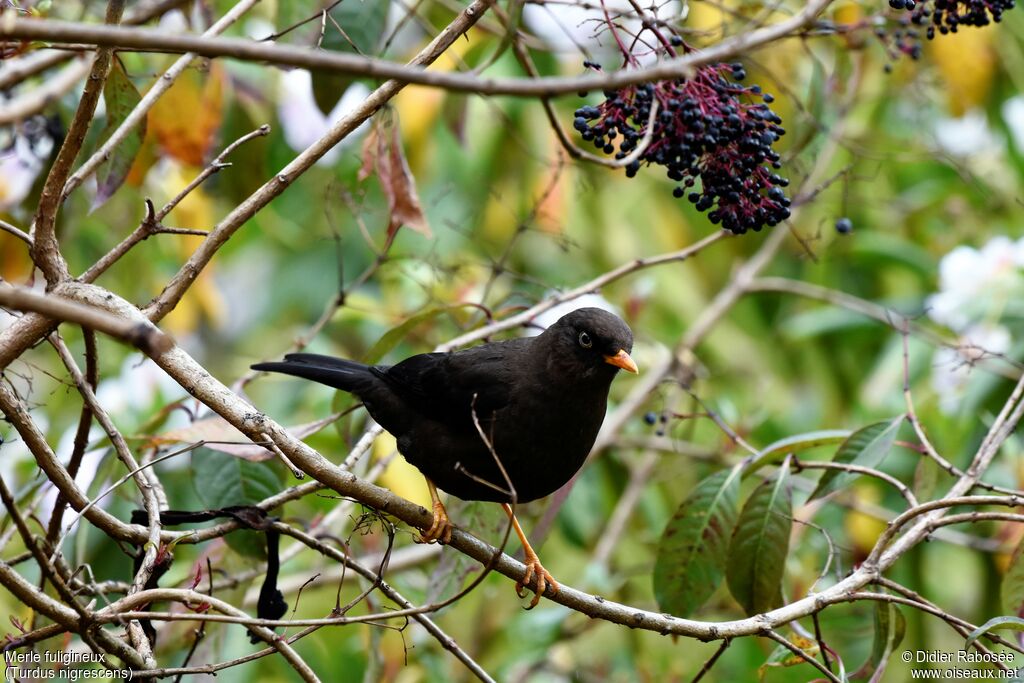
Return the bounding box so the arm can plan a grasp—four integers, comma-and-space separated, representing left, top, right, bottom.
252, 307, 637, 606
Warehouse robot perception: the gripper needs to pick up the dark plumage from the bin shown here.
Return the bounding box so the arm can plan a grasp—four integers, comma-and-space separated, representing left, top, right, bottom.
252, 307, 636, 606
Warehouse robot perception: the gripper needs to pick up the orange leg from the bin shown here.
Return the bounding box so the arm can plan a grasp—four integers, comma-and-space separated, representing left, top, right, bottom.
416, 478, 453, 544
502, 503, 560, 609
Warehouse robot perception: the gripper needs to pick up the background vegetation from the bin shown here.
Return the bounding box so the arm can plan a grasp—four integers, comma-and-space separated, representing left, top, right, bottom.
2, 0, 1024, 680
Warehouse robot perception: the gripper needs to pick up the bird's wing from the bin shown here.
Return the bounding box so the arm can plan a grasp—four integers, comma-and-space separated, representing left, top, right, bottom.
374, 343, 525, 430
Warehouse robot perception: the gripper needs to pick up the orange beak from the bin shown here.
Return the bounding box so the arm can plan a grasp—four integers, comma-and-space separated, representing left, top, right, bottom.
603, 349, 638, 374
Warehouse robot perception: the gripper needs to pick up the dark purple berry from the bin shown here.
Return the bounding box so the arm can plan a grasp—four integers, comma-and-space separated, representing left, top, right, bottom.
571, 53, 790, 233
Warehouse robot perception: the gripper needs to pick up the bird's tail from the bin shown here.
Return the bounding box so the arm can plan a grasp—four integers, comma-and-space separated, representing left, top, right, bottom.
251, 353, 376, 393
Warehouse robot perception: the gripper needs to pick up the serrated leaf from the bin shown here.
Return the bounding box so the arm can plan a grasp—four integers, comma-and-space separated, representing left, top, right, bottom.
193, 447, 283, 507
851, 600, 906, 681
1002, 538, 1024, 618
808, 417, 903, 502
93, 59, 145, 209
726, 460, 792, 616
653, 468, 740, 617
964, 616, 1024, 651
191, 448, 283, 557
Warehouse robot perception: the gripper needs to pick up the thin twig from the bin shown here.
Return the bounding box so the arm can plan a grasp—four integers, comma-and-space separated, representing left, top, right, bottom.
61, 0, 262, 199
80, 125, 270, 283
763, 629, 842, 683
0, 218, 33, 246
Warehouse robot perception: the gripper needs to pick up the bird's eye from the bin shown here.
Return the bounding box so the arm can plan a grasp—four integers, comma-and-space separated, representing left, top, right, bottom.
578, 331, 593, 348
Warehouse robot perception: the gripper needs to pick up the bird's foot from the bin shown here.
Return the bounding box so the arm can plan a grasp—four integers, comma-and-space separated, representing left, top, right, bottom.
416, 499, 453, 545
516, 552, 560, 610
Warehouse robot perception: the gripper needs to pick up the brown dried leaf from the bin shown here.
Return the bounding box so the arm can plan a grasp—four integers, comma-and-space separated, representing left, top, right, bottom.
382, 116, 431, 239
156, 412, 341, 461
359, 114, 432, 240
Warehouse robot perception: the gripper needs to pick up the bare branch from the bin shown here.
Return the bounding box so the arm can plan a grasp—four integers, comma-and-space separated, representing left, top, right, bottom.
1, 0, 833, 97
0, 283, 172, 355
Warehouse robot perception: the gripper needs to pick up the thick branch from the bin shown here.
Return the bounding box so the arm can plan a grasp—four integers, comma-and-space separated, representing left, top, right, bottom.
1, 0, 832, 97
0, 283, 172, 357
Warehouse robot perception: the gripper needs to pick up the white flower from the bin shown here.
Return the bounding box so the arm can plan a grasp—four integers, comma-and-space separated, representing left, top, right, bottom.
927, 236, 1024, 331
1003, 95, 1024, 153
96, 355, 187, 419
0, 120, 53, 212
525, 293, 618, 336
278, 69, 370, 165
933, 110, 1000, 158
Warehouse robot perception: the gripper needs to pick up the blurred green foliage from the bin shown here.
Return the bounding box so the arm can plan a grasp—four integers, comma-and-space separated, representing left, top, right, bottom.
2, 0, 1024, 680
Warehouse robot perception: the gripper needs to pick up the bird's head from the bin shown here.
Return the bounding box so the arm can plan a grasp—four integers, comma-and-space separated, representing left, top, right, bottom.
541, 307, 637, 379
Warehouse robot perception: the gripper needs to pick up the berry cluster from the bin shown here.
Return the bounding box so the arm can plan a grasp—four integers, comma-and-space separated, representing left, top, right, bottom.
573, 63, 790, 234
875, 19, 923, 65
891, 0, 1016, 38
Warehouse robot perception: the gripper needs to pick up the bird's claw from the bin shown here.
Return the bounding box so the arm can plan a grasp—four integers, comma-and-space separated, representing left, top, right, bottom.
516, 556, 559, 609
416, 499, 452, 544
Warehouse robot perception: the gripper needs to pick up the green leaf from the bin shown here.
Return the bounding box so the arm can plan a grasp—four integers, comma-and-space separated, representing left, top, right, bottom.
311, 0, 389, 112
1002, 537, 1024, 618
756, 632, 822, 681
808, 417, 903, 501
276, 0, 328, 41
191, 448, 283, 557
425, 500, 506, 602
849, 231, 935, 277
851, 600, 906, 681
912, 454, 941, 502
726, 460, 792, 616
964, 616, 1024, 651
653, 468, 740, 617
93, 58, 145, 209
361, 306, 458, 365
747, 430, 851, 470
783, 307, 877, 340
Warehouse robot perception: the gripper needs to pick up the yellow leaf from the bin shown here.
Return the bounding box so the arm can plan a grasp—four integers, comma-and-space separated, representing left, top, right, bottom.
833, 1, 867, 48
0, 234, 32, 280
374, 432, 432, 509
929, 25, 996, 116
149, 61, 225, 165
145, 161, 224, 334
393, 35, 474, 158
844, 482, 887, 558
833, 0, 862, 24
162, 254, 225, 335
686, 0, 728, 39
